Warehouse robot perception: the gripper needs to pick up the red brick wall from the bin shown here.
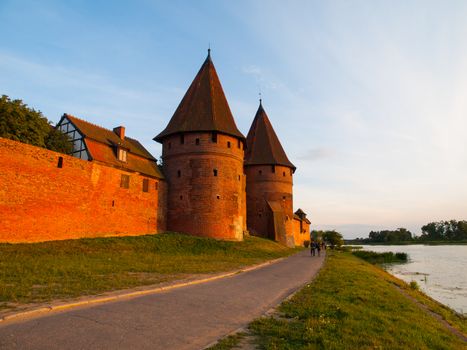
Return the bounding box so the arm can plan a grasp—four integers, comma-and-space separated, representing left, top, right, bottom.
245, 165, 294, 243
0, 138, 167, 243
293, 218, 310, 246
161, 132, 246, 240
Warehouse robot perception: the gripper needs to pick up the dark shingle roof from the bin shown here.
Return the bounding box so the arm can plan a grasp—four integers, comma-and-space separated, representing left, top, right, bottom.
65, 115, 155, 160
62, 114, 164, 179
154, 52, 245, 142
245, 102, 295, 170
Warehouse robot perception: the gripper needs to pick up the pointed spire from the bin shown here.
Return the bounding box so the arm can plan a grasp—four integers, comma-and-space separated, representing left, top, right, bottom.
245, 101, 295, 170
154, 53, 244, 142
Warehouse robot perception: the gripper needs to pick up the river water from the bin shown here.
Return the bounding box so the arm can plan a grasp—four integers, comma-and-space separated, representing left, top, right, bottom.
359, 245, 467, 315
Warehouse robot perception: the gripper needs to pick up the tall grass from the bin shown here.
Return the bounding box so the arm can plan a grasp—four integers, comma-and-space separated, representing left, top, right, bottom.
352, 250, 408, 264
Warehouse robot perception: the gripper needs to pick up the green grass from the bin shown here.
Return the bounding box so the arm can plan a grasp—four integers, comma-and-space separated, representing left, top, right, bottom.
248, 251, 467, 349
0, 232, 300, 309
206, 333, 246, 350
352, 250, 408, 264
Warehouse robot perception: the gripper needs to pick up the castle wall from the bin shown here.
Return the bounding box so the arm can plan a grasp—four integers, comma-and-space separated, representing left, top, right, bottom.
161, 132, 246, 240
293, 218, 310, 246
245, 165, 294, 244
0, 138, 166, 243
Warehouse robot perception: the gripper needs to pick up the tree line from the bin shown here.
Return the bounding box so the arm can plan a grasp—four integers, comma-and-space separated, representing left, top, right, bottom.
352, 220, 467, 243
0, 95, 71, 154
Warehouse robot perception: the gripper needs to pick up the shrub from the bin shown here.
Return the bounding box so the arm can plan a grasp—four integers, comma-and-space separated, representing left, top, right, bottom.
352, 250, 408, 264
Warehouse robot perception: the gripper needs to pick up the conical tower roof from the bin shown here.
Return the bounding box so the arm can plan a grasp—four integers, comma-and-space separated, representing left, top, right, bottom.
154, 51, 244, 142
245, 101, 296, 171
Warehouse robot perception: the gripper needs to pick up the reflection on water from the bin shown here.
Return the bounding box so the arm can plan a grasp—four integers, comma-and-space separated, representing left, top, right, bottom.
360, 245, 467, 315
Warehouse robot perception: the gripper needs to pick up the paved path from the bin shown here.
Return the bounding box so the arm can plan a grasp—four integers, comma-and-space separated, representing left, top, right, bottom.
0, 250, 325, 350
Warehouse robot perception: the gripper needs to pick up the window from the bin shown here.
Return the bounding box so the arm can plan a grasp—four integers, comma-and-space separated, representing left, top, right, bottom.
120, 174, 130, 189
271, 165, 275, 173
213, 169, 218, 177
180, 134, 184, 144
259, 170, 262, 175
227, 141, 231, 148
180, 195, 183, 200
238, 175, 241, 181
195, 138, 200, 145
212, 132, 217, 143
57, 157, 63, 168
142, 179, 149, 192
177, 170, 181, 177
216, 195, 220, 199
118, 148, 127, 162
237, 140, 241, 148
283, 171, 286, 177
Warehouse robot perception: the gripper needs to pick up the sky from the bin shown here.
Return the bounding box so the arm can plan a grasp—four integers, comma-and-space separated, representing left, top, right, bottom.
1, 1, 466, 239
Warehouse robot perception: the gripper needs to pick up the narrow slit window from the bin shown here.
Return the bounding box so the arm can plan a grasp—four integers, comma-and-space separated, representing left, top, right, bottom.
283, 171, 286, 177
195, 138, 200, 145
180, 134, 184, 144
271, 165, 275, 173
227, 141, 231, 148
142, 179, 149, 192
180, 195, 183, 200
177, 170, 181, 177
212, 132, 217, 143
259, 170, 262, 175
57, 157, 63, 168
213, 169, 218, 177
237, 140, 241, 148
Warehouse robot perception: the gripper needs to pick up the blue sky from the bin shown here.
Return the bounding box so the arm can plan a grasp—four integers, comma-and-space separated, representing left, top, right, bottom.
1, 1, 466, 238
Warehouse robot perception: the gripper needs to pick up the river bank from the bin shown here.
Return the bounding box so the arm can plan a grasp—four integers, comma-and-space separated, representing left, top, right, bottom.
211, 251, 467, 349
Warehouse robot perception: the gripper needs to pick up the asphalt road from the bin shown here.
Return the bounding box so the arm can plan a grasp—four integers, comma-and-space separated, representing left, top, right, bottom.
0, 249, 325, 350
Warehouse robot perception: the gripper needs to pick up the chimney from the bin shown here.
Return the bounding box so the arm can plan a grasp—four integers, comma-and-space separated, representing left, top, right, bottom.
113, 126, 125, 140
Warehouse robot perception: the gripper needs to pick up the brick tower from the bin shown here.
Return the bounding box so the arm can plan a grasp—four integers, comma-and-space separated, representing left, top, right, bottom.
244, 101, 296, 247
154, 51, 246, 240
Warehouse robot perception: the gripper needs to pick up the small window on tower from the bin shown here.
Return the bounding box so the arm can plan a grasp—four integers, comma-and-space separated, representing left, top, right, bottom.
195, 138, 200, 145
259, 170, 262, 175
283, 171, 286, 177
213, 169, 218, 177
212, 132, 217, 143
180, 134, 184, 144
237, 140, 241, 148
120, 174, 130, 189
57, 157, 63, 168
271, 165, 275, 173
177, 170, 181, 177
227, 141, 231, 148
142, 178, 149, 192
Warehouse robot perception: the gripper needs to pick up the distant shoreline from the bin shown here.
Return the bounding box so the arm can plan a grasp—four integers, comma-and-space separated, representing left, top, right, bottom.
345, 240, 467, 246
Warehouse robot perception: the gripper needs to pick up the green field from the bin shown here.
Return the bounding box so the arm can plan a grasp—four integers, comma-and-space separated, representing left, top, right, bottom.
0, 232, 299, 310
243, 251, 466, 349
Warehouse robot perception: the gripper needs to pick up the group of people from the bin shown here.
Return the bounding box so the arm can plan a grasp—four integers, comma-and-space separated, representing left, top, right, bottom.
310, 241, 326, 257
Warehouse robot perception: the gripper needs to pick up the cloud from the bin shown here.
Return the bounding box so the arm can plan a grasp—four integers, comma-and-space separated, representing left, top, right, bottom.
298, 147, 335, 161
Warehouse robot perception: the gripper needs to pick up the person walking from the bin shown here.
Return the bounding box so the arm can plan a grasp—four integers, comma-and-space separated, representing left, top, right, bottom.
310, 240, 315, 256
316, 241, 321, 257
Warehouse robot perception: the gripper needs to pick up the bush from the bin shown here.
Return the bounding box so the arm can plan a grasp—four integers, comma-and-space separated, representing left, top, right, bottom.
409, 280, 419, 290
352, 250, 408, 264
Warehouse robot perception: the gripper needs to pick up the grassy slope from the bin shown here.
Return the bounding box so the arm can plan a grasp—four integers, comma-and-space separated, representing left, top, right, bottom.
0, 232, 299, 309
249, 251, 467, 350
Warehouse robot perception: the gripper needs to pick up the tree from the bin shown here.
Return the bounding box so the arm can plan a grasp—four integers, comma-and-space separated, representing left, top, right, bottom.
312, 230, 344, 247
0, 95, 71, 154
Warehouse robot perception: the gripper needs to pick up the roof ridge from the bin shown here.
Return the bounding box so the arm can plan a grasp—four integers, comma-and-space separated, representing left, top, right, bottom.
65, 114, 117, 133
